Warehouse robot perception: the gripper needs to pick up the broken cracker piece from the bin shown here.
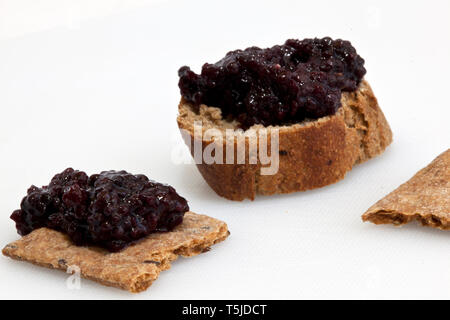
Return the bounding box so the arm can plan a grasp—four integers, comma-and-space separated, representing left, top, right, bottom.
2, 211, 229, 293
362, 149, 450, 229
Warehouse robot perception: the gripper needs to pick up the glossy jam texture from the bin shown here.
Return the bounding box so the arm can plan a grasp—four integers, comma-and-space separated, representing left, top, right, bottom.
10, 168, 189, 252
178, 37, 366, 128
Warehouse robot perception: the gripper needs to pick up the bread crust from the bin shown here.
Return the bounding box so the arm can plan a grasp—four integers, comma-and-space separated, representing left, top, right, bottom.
2, 212, 229, 293
177, 80, 392, 201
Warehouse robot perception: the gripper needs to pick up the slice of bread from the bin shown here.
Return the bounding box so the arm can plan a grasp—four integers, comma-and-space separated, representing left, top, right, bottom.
177, 80, 393, 201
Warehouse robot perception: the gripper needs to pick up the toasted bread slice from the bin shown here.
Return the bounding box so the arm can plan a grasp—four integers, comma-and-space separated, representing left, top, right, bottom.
362, 149, 450, 229
2, 212, 229, 293
177, 80, 392, 200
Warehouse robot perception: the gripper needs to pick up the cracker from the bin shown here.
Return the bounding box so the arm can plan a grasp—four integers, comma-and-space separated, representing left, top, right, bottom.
362, 149, 450, 229
2, 212, 229, 293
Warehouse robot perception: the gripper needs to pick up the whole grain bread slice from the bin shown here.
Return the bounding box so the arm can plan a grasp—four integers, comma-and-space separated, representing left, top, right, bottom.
177, 80, 393, 200
2, 211, 229, 293
362, 149, 450, 229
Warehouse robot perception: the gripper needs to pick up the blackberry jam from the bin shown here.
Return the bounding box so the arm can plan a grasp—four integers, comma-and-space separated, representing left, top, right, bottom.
178, 37, 366, 128
10, 168, 189, 252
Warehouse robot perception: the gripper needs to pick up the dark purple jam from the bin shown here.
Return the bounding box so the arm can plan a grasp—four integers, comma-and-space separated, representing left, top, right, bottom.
10, 168, 189, 252
178, 37, 366, 128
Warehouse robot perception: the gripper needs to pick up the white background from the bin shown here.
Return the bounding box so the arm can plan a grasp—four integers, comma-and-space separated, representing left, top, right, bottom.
0, 0, 449, 299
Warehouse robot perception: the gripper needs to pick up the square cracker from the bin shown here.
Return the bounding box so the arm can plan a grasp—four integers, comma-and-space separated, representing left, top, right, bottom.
2, 211, 229, 293
362, 149, 450, 229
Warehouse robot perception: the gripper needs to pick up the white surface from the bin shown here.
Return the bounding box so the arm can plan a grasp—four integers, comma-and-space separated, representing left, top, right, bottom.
0, 0, 449, 299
